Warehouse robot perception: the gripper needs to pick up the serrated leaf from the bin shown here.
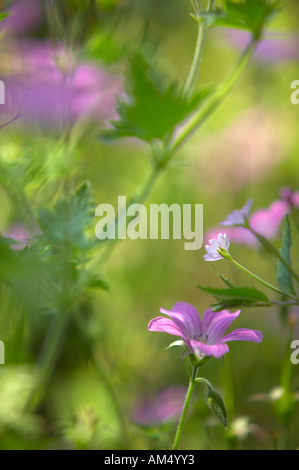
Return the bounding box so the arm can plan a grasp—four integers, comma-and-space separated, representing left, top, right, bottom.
200, 0, 281, 38
198, 285, 269, 303
38, 181, 94, 251
277, 216, 296, 296
101, 52, 213, 143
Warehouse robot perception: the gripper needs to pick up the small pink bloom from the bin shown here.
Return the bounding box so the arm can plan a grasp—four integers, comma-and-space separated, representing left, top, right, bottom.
133, 386, 186, 426
3, 0, 42, 34
205, 198, 290, 247
220, 199, 253, 226
224, 29, 299, 63
204, 233, 230, 261
5, 224, 32, 250
250, 200, 289, 240
280, 187, 299, 209
148, 302, 263, 360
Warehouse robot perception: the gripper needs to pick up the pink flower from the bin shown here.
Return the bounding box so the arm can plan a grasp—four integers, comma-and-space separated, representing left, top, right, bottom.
148, 302, 263, 360
133, 386, 186, 426
250, 200, 289, 239
1, 41, 123, 130
223, 29, 299, 63
204, 233, 230, 261
5, 224, 32, 250
2, 0, 42, 34
220, 199, 253, 226
205, 198, 290, 247
280, 187, 299, 209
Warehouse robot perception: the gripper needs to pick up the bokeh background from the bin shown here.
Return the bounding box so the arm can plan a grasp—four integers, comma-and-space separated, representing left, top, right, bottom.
0, 0, 299, 450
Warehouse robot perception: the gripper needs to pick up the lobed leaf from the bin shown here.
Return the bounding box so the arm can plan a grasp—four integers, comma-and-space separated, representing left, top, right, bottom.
200, 0, 281, 39
101, 53, 213, 143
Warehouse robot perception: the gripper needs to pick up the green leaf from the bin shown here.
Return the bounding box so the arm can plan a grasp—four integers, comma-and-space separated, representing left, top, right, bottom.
277, 216, 296, 296
0, 12, 11, 22
38, 181, 94, 251
195, 378, 228, 429
101, 53, 213, 143
212, 265, 237, 288
198, 285, 269, 303
200, 0, 281, 38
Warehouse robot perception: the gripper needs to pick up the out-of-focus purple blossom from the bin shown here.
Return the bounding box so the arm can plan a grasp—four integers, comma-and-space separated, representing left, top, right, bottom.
133, 386, 186, 426
1, 41, 123, 131
280, 187, 299, 209
220, 199, 253, 227
223, 29, 299, 63
205, 226, 257, 247
2, 0, 42, 34
205, 197, 291, 247
5, 224, 32, 250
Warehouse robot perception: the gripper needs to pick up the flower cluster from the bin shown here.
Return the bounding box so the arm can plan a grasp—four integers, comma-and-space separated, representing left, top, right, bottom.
205, 189, 299, 247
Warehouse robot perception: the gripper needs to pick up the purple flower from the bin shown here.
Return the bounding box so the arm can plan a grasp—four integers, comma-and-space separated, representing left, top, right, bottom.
223, 29, 299, 63
204, 233, 230, 261
133, 386, 186, 426
205, 198, 290, 248
4, 224, 38, 250
1, 41, 123, 131
148, 302, 263, 360
280, 187, 299, 209
220, 199, 253, 226
2, 0, 42, 34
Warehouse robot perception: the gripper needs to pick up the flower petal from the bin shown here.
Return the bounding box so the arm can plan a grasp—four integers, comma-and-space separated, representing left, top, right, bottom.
201, 309, 241, 344
250, 200, 289, 240
190, 340, 229, 358
221, 328, 263, 344
148, 316, 186, 339
160, 302, 201, 340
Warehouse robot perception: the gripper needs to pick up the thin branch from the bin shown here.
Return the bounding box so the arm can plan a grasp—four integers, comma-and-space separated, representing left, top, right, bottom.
0, 113, 21, 131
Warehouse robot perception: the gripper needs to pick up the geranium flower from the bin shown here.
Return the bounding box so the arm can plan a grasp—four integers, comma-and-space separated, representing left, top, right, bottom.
220, 199, 253, 226
205, 198, 290, 247
148, 302, 263, 359
204, 233, 230, 261
280, 187, 299, 209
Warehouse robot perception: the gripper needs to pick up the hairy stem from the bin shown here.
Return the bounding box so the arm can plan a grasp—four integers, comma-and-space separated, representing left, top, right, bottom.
172, 366, 198, 450
230, 257, 298, 301
170, 37, 256, 156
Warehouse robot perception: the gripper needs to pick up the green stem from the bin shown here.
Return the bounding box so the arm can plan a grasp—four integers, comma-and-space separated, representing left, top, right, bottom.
27, 309, 71, 409
170, 37, 256, 156
248, 227, 299, 285
172, 366, 198, 450
183, 20, 206, 100
230, 257, 297, 301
